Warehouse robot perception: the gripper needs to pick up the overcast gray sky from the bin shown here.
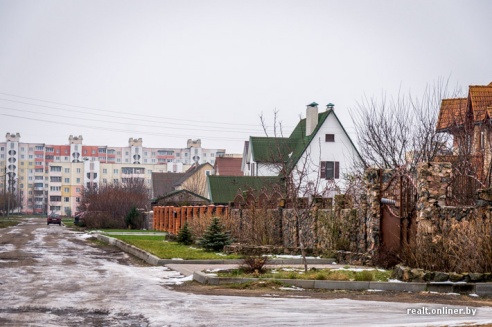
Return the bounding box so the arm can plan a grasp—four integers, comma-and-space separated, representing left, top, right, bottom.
0, 0, 491, 154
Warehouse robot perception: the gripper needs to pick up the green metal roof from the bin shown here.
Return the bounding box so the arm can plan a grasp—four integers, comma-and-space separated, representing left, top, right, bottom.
248, 108, 362, 176
207, 176, 283, 204
286, 109, 362, 173
249, 137, 296, 163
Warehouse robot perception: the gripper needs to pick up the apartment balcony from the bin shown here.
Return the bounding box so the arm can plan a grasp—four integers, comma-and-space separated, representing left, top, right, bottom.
34, 186, 45, 191
121, 173, 145, 179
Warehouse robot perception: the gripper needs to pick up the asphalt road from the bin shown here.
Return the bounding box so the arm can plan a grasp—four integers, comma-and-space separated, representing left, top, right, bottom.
2, 217, 492, 326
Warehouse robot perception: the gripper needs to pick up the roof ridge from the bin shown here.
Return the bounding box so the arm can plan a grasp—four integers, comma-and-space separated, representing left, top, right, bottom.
469, 85, 492, 89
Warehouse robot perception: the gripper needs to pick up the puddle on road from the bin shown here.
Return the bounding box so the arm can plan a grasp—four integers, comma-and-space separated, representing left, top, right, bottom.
0, 306, 150, 326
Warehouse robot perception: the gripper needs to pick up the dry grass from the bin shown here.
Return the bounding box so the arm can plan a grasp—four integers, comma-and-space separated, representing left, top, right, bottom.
218, 267, 390, 282
401, 215, 492, 273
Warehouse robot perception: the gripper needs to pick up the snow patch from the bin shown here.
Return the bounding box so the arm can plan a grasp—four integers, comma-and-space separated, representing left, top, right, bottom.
279, 286, 305, 291
75, 233, 94, 240
0, 244, 15, 252
335, 267, 376, 272
162, 274, 193, 285
266, 254, 321, 260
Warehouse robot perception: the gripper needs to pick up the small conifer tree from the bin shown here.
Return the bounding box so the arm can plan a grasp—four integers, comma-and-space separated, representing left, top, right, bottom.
199, 217, 232, 252
125, 206, 139, 229
177, 222, 194, 245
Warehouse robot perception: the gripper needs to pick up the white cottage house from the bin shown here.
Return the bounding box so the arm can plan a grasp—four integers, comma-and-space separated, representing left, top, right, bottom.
242, 102, 361, 197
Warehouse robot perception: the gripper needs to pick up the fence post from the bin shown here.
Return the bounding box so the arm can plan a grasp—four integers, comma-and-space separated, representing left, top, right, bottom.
416, 162, 451, 238
365, 168, 382, 253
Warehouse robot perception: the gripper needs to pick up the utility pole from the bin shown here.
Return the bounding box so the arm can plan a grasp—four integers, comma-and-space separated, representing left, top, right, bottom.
3, 173, 6, 216
5, 173, 12, 217
6, 173, 11, 217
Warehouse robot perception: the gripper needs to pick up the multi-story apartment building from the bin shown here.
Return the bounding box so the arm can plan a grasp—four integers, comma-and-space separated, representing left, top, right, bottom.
0, 133, 225, 216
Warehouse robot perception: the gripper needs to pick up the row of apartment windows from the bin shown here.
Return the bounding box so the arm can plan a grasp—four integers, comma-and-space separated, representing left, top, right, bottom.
49, 167, 82, 173
49, 196, 80, 202
49, 186, 81, 192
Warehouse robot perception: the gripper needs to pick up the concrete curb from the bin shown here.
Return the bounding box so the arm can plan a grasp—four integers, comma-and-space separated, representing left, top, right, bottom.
94, 234, 492, 295
94, 234, 335, 266
193, 271, 492, 295
95, 234, 165, 265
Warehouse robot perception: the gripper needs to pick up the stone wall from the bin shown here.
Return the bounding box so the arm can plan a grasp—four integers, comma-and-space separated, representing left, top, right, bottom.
415, 162, 452, 237
153, 162, 488, 261
225, 205, 363, 256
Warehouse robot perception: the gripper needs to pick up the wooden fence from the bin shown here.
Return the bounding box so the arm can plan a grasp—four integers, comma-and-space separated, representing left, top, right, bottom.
153, 205, 228, 234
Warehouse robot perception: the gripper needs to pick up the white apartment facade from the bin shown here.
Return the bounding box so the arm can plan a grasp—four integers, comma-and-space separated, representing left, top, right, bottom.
0, 133, 226, 216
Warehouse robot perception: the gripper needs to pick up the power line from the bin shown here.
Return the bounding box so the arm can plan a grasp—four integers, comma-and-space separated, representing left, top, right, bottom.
0, 91, 270, 128
0, 113, 250, 142
0, 97, 268, 132
0, 105, 262, 134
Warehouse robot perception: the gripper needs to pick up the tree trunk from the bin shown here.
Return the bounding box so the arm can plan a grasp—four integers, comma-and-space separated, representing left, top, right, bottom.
298, 227, 308, 272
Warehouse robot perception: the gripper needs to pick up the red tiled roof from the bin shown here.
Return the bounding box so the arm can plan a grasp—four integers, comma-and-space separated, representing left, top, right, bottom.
214, 157, 243, 176
436, 82, 492, 131
469, 85, 492, 121
436, 98, 468, 131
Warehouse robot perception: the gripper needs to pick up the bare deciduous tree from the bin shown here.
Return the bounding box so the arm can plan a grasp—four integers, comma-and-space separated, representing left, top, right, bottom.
350, 79, 460, 172
78, 178, 149, 228
181, 165, 208, 197
259, 111, 340, 272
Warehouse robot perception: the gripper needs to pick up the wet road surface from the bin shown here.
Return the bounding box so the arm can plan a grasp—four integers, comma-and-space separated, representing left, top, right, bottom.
1, 218, 492, 326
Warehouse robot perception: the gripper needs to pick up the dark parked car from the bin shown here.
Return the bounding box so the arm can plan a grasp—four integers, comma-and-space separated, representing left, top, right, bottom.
47, 213, 62, 225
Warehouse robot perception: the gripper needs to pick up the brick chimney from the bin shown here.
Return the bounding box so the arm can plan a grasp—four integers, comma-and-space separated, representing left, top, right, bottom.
306, 102, 319, 136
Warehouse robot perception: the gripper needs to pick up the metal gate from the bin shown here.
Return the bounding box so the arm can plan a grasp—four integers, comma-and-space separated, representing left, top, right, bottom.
380, 174, 417, 253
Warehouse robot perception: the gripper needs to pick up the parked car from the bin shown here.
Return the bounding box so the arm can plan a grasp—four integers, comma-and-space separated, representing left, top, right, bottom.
47, 213, 62, 225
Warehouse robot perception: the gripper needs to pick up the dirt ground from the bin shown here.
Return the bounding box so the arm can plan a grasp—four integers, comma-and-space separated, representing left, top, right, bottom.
171, 280, 492, 308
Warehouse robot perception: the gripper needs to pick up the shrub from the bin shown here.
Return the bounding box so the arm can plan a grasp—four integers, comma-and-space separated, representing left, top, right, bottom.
241, 255, 269, 273
372, 247, 400, 269
177, 222, 194, 245
400, 216, 492, 273
125, 206, 144, 229
198, 217, 232, 252
83, 211, 120, 229
287, 271, 298, 279
78, 178, 148, 229
166, 233, 177, 242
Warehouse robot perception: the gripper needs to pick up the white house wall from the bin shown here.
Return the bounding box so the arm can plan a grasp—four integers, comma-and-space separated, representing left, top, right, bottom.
294, 112, 360, 196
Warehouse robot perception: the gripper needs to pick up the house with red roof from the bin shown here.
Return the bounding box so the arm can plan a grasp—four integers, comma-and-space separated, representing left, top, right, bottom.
436, 82, 492, 180
213, 156, 243, 176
